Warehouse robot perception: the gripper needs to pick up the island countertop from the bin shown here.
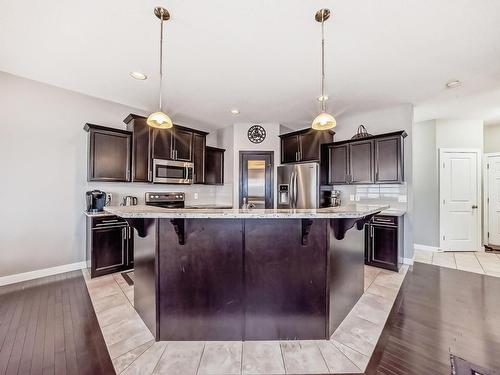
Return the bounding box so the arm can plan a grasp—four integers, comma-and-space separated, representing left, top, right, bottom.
104, 203, 389, 219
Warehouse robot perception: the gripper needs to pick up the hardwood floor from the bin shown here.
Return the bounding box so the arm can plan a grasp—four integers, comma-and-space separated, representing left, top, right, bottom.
0, 271, 115, 375
366, 262, 500, 374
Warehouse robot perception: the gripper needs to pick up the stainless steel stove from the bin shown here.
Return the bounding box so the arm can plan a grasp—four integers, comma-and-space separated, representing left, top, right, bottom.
145, 192, 185, 209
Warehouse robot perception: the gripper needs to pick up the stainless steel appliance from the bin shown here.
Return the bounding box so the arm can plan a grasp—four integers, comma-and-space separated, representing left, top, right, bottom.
145, 192, 185, 208
152, 159, 194, 184
320, 188, 341, 207
122, 196, 138, 206
277, 163, 319, 209
86, 190, 107, 213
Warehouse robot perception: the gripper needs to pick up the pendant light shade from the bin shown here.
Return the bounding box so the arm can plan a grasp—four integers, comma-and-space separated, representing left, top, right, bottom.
148, 7, 173, 129
147, 111, 173, 129
312, 112, 336, 130
311, 9, 336, 130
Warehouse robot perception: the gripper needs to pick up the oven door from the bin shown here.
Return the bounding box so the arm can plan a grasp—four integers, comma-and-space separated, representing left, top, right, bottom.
153, 159, 194, 184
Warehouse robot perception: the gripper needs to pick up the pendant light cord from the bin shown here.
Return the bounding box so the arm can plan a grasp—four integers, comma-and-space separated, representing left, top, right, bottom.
159, 10, 164, 112
321, 14, 326, 112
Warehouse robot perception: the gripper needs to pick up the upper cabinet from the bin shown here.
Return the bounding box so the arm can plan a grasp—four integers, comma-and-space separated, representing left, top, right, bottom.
84, 124, 132, 182
205, 147, 225, 185
280, 128, 335, 164
327, 131, 406, 185
123, 114, 208, 182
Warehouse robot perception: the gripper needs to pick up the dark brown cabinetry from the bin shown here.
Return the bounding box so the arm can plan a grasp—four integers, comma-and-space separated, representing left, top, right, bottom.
280, 128, 334, 164
123, 114, 208, 183
327, 131, 406, 185
193, 133, 206, 184
86, 215, 133, 278
84, 124, 132, 182
365, 215, 403, 271
205, 147, 225, 185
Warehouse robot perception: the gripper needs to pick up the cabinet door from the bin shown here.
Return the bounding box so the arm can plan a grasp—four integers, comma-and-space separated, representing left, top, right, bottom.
151, 128, 173, 160
193, 134, 206, 184
89, 129, 131, 182
127, 118, 151, 182
329, 145, 349, 184
91, 226, 128, 277
205, 148, 224, 185
349, 140, 374, 184
368, 225, 398, 271
281, 135, 299, 163
127, 226, 134, 266
299, 130, 334, 162
173, 129, 194, 161
375, 136, 403, 183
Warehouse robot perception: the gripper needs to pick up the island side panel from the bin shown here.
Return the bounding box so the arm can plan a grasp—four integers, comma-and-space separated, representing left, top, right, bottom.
157, 218, 244, 340
327, 218, 365, 336
244, 219, 328, 340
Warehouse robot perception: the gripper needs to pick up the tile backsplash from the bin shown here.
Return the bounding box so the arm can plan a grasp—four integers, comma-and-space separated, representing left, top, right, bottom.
333, 183, 408, 211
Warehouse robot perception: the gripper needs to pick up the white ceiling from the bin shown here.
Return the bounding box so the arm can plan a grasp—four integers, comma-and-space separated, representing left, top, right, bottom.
1, 0, 500, 130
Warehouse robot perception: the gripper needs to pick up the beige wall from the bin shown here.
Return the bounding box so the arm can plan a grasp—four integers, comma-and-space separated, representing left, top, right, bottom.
484, 124, 500, 153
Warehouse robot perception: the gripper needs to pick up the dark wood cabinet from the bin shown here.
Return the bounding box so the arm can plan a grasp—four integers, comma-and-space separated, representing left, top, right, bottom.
86, 215, 133, 278
365, 215, 403, 271
375, 135, 404, 183
124, 114, 152, 182
193, 134, 206, 184
349, 140, 374, 184
173, 128, 194, 161
280, 128, 334, 164
327, 131, 406, 185
151, 128, 173, 160
205, 146, 225, 185
84, 124, 132, 182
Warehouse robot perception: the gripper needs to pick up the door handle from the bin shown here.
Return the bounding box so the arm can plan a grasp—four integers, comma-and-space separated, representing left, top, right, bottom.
472, 205, 478, 209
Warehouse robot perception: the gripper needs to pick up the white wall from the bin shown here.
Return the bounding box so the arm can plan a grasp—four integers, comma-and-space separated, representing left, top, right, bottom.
0, 72, 218, 278
436, 119, 484, 150
484, 124, 500, 153
335, 104, 414, 259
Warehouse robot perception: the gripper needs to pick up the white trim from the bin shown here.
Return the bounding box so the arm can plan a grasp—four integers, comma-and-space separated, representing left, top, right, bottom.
439, 148, 482, 252
402, 258, 414, 265
0, 261, 86, 287
414, 243, 440, 252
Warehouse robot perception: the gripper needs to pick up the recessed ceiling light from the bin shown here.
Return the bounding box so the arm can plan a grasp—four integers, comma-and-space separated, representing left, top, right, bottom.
318, 95, 329, 102
230, 109, 240, 115
446, 80, 461, 89
130, 71, 147, 80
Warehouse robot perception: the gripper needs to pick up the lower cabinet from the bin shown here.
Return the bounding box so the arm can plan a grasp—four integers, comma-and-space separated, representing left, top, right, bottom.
86, 215, 133, 278
365, 215, 403, 271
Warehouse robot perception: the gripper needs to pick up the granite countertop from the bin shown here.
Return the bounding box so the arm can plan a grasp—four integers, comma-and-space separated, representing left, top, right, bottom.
83, 210, 115, 218
184, 204, 234, 209
378, 208, 406, 217
104, 204, 389, 219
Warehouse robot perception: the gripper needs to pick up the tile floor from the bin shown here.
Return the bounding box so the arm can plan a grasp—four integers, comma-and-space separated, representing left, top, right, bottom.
414, 249, 500, 278
83, 265, 407, 375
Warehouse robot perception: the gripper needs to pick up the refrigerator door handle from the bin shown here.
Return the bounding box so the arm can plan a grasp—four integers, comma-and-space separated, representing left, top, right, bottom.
293, 169, 298, 208
290, 171, 295, 208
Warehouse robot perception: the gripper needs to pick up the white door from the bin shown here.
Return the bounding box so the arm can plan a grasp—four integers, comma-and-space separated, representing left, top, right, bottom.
487, 155, 500, 245
440, 150, 480, 251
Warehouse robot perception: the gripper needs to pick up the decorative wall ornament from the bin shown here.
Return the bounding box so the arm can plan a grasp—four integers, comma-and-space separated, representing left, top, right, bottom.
247, 125, 266, 144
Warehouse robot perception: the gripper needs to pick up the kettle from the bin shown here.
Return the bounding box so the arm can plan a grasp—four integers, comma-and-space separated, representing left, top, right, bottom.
122, 196, 138, 206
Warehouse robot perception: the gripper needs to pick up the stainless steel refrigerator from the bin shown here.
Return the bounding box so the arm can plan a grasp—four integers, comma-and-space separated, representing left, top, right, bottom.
277, 163, 319, 209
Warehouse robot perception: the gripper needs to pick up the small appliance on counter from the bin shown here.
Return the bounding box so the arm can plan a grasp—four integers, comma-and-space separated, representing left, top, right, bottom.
122, 196, 138, 206
86, 190, 107, 213
320, 187, 341, 208
145, 192, 185, 209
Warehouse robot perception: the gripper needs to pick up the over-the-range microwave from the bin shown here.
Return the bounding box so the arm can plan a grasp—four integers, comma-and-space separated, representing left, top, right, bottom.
152, 159, 194, 184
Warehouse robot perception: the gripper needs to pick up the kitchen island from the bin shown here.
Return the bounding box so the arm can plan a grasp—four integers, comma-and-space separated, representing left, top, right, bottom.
105, 204, 388, 341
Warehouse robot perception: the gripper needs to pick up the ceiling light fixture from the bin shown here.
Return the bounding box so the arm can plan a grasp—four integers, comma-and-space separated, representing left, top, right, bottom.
130, 71, 147, 80
147, 7, 173, 129
230, 109, 240, 115
311, 9, 336, 131
446, 80, 462, 89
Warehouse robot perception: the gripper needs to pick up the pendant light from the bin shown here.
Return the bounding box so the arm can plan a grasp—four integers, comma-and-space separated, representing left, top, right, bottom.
311, 9, 336, 130
147, 7, 173, 129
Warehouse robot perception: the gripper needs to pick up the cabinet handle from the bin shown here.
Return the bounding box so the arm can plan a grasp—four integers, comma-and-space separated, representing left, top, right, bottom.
370, 226, 374, 237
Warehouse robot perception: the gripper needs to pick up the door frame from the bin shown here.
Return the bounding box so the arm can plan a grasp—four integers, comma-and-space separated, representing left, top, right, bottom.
439, 148, 482, 251
483, 152, 500, 247
239, 151, 274, 209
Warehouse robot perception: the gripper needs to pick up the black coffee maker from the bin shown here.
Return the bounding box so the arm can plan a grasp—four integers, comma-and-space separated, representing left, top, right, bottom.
86, 190, 107, 213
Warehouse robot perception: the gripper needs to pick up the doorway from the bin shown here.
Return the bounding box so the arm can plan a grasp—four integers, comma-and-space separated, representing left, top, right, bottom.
239, 151, 274, 209
485, 153, 500, 247
439, 149, 481, 251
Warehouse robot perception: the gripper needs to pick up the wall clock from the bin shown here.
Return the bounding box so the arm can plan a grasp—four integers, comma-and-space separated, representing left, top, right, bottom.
247, 125, 266, 144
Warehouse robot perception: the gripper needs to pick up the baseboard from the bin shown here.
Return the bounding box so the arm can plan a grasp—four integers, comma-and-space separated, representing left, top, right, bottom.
0, 261, 87, 287
402, 258, 414, 265
414, 243, 440, 252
